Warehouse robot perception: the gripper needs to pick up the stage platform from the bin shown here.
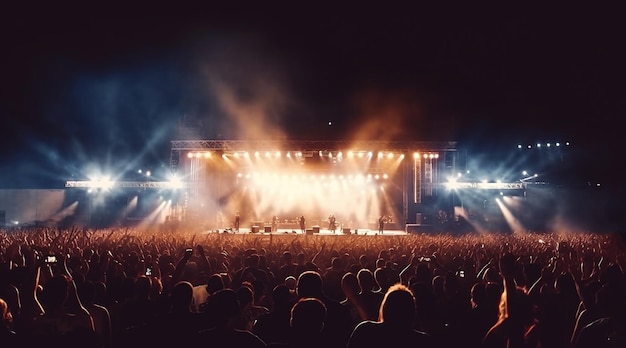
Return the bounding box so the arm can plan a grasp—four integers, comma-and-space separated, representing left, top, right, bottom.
203, 228, 409, 236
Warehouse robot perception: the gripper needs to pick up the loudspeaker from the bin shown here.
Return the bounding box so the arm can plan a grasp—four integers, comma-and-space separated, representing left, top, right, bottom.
343, 228, 351, 235
264, 226, 271, 233
306, 228, 313, 235
312, 226, 320, 234
251, 226, 260, 233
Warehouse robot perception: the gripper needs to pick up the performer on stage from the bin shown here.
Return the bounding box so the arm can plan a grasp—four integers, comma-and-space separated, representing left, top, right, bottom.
234, 211, 240, 232
299, 215, 305, 233
271, 215, 279, 232
328, 214, 337, 233
378, 215, 385, 235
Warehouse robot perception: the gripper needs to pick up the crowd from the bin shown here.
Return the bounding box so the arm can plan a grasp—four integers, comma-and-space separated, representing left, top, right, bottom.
0, 226, 625, 347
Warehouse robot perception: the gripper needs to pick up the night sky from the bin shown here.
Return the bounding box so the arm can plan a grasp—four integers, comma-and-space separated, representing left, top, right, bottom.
1, 3, 624, 189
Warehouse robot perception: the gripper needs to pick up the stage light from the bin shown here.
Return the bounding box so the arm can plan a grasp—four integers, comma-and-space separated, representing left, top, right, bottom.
399, 154, 405, 160
423, 154, 428, 158
536, 143, 541, 148
547, 143, 551, 147
348, 151, 354, 158
255, 151, 260, 158
375, 174, 380, 180
265, 151, 271, 158
387, 153, 393, 159
383, 174, 388, 179
286, 152, 291, 158
138, 169, 142, 173
204, 152, 211, 158
167, 174, 183, 189
368, 151, 373, 158
434, 154, 439, 158
146, 171, 151, 177
378, 152, 383, 159
275, 151, 281, 158
222, 154, 227, 159
195, 153, 201, 158
328, 152, 332, 158
518, 145, 522, 149
556, 143, 560, 146
319, 151, 323, 157
237, 173, 243, 178
413, 152, 419, 159
429, 154, 434, 159
187, 153, 193, 158
528, 145, 532, 149
234, 152, 240, 158
566, 142, 570, 145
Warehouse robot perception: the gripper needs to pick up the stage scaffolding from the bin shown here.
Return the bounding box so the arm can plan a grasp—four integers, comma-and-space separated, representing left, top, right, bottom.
169, 140, 464, 230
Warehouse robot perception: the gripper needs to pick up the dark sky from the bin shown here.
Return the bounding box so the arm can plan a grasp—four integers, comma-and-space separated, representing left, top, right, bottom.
1, 3, 624, 188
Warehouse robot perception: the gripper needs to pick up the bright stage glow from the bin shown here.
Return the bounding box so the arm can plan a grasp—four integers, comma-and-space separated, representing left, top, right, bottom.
167, 174, 184, 189
88, 176, 114, 190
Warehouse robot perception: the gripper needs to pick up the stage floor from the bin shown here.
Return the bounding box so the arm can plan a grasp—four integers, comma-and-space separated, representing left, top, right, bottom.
205, 228, 409, 236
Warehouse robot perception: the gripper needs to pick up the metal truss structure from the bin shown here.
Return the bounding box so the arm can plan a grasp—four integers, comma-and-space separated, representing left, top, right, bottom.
170, 139, 458, 152
65, 181, 186, 189
442, 182, 526, 190
169, 139, 459, 173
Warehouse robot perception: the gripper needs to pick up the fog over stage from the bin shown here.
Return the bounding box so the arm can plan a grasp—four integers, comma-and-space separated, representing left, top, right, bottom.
170, 140, 458, 233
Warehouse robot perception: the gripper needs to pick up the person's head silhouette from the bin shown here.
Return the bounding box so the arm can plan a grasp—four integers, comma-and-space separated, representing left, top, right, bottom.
296, 271, 323, 299
379, 284, 415, 328
290, 297, 327, 334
